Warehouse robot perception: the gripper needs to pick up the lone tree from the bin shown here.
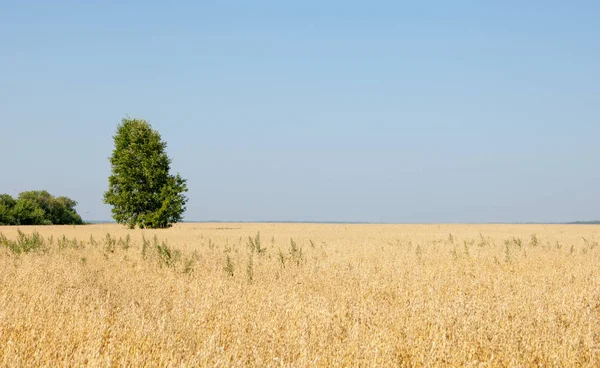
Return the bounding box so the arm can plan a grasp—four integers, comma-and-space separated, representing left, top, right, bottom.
104, 118, 188, 229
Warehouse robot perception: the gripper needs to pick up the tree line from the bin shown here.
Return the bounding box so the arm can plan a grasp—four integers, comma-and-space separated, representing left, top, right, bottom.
0, 191, 83, 225
2, 117, 188, 228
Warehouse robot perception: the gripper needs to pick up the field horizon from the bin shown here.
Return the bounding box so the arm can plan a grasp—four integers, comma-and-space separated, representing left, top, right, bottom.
83, 220, 600, 225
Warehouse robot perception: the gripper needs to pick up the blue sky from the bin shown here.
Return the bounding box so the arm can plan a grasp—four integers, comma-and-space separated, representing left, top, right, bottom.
1, 1, 598, 223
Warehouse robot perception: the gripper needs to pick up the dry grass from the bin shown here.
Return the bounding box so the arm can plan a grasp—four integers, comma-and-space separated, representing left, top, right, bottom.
1, 223, 599, 366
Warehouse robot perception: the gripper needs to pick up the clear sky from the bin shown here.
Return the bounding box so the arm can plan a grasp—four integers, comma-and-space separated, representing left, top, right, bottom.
1, 1, 598, 223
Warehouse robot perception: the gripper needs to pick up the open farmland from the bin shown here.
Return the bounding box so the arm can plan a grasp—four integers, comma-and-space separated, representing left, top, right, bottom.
1, 223, 599, 366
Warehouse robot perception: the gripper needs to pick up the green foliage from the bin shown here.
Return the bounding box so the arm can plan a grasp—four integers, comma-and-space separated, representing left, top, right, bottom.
0, 191, 83, 226
11, 197, 48, 225
57, 235, 83, 250
278, 248, 286, 268
504, 241, 512, 263
247, 231, 266, 254
224, 255, 234, 277
289, 238, 304, 266
142, 235, 150, 259
118, 234, 131, 250
0, 230, 47, 254
0, 194, 17, 225
104, 117, 188, 229
530, 234, 539, 247
183, 257, 195, 274
155, 238, 181, 267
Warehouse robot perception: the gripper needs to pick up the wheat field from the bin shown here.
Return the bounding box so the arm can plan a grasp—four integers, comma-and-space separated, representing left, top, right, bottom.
0, 223, 599, 367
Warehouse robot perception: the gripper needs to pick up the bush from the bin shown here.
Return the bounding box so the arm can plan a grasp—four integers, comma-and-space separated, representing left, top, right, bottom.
0, 191, 83, 226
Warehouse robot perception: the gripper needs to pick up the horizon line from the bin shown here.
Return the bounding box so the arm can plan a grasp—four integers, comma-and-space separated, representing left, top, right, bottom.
83, 220, 600, 225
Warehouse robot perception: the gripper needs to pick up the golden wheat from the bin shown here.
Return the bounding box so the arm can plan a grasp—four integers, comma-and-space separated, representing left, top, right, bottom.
0, 223, 599, 366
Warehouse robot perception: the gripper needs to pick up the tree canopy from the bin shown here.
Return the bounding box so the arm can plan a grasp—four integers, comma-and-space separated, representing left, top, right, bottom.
104, 117, 188, 229
0, 191, 83, 225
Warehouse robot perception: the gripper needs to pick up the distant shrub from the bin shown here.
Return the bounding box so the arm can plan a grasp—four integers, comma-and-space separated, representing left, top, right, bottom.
0, 191, 83, 226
